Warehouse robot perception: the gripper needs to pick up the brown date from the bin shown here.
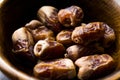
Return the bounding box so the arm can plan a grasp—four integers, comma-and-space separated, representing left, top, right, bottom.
58, 5, 84, 27
33, 58, 76, 80
75, 54, 115, 80
56, 29, 73, 46
33, 39, 65, 60
25, 20, 43, 29
12, 27, 36, 63
26, 21, 55, 42
101, 23, 116, 48
37, 6, 61, 33
72, 22, 105, 45
65, 44, 104, 61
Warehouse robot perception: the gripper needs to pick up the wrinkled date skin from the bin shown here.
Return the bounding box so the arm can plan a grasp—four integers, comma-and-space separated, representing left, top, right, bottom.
37, 6, 61, 33
33, 58, 76, 80
25, 20, 43, 29
56, 29, 74, 47
12, 27, 36, 63
72, 22, 105, 45
58, 5, 84, 27
25, 20, 55, 42
75, 54, 115, 80
65, 44, 104, 61
34, 40, 65, 60
65, 45, 86, 61
101, 23, 116, 48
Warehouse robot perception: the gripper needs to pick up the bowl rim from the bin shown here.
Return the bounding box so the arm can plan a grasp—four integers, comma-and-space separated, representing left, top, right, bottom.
0, 56, 38, 80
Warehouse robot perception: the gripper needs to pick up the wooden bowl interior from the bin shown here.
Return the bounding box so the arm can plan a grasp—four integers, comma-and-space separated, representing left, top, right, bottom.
0, 0, 120, 79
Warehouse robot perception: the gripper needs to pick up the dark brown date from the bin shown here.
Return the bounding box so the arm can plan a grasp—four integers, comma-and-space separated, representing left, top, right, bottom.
37, 6, 61, 33
65, 44, 104, 61
58, 5, 84, 27
101, 23, 116, 48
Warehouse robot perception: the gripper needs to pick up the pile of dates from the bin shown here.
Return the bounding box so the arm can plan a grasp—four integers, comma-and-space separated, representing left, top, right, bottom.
12, 5, 116, 80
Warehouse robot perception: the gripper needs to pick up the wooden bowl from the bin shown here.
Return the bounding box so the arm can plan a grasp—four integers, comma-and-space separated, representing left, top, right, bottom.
0, 0, 120, 80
